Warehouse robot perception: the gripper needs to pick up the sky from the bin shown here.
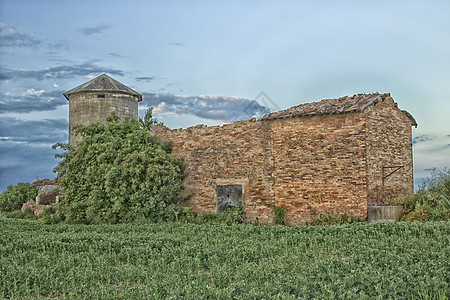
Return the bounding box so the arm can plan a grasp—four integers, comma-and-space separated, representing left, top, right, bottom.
0, 0, 449, 192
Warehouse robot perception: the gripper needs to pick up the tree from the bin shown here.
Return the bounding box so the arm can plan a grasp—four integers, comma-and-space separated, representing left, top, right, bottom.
0, 182, 38, 212
52, 110, 185, 224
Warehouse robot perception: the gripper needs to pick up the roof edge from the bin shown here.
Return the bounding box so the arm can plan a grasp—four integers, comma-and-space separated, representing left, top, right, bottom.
63, 90, 143, 102
63, 74, 142, 101
402, 110, 418, 128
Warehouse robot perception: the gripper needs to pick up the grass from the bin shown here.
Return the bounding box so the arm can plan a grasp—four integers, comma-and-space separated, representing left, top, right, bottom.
0, 218, 448, 299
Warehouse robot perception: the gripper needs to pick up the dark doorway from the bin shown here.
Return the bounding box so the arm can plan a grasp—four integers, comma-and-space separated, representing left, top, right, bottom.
217, 185, 242, 212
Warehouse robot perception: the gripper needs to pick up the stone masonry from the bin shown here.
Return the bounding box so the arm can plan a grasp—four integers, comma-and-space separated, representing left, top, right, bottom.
153, 93, 417, 225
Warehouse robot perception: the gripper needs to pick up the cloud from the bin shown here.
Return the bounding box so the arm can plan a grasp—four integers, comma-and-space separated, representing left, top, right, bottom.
0, 90, 66, 113
108, 52, 125, 58
413, 133, 450, 185
25, 88, 45, 96
136, 76, 156, 82
0, 23, 42, 48
142, 92, 272, 122
413, 134, 433, 145
0, 116, 67, 144
0, 62, 124, 81
78, 24, 112, 36
0, 140, 62, 191
169, 42, 184, 47
0, 116, 67, 191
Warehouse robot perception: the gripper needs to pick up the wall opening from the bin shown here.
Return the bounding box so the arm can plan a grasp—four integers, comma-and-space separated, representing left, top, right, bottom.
97, 94, 105, 98
217, 185, 242, 212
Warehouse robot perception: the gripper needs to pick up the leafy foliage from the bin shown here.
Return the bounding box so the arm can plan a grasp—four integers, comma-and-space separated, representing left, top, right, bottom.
272, 205, 287, 225
0, 182, 38, 212
1, 219, 448, 298
397, 168, 450, 222
139, 107, 160, 131
52, 110, 185, 224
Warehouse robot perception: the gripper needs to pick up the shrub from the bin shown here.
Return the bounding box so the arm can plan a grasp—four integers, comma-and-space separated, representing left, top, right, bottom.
3, 208, 38, 220
399, 168, 450, 222
273, 205, 287, 225
0, 182, 38, 212
52, 109, 185, 224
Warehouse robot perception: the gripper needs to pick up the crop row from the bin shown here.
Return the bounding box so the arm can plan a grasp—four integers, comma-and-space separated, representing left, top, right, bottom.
0, 219, 448, 299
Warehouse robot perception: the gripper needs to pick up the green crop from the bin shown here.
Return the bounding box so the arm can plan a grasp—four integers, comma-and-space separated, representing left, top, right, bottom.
0, 219, 448, 299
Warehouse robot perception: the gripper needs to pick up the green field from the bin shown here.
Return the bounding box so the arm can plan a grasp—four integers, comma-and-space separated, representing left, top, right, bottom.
0, 219, 448, 299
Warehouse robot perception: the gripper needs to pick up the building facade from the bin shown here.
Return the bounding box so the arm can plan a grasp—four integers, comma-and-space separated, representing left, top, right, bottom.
153, 93, 417, 225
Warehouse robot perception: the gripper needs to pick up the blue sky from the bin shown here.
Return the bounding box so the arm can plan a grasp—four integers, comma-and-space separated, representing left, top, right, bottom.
0, 0, 449, 191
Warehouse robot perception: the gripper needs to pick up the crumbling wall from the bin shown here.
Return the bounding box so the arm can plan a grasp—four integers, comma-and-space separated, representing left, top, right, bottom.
269, 113, 368, 224
152, 98, 414, 224
153, 120, 275, 224
365, 96, 415, 205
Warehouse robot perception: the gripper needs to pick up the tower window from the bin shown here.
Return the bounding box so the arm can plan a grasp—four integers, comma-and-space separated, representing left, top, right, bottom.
97, 94, 105, 98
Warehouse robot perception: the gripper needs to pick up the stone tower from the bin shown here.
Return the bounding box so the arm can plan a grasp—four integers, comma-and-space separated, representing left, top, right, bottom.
64, 74, 142, 146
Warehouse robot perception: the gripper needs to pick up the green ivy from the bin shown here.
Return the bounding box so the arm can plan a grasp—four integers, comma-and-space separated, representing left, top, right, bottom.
52, 109, 186, 224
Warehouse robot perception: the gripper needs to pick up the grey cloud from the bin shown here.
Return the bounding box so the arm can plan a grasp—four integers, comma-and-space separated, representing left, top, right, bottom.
0, 141, 62, 191
0, 116, 66, 191
136, 76, 156, 82
108, 52, 126, 58
78, 24, 112, 36
0, 62, 124, 81
0, 90, 66, 113
412, 134, 433, 145
0, 117, 68, 144
169, 42, 184, 47
142, 92, 271, 122
0, 23, 42, 48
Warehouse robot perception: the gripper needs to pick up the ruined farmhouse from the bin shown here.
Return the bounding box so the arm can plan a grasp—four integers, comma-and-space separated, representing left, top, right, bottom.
65, 74, 417, 225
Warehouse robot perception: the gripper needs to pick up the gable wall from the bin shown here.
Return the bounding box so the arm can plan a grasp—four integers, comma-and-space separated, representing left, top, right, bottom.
365, 97, 414, 205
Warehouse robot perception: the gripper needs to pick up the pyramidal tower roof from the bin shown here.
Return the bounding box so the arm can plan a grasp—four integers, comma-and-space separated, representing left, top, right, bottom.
63, 74, 142, 101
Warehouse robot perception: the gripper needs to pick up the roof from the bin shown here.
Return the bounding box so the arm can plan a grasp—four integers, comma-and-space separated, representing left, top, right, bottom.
262, 93, 388, 120
63, 74, 142, 101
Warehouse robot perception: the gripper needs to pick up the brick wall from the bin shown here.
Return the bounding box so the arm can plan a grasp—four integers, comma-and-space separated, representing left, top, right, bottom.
153, 120, 275, 224
270, 113, 368, 224
152, 99, 414, 224
365, 96, 414, 205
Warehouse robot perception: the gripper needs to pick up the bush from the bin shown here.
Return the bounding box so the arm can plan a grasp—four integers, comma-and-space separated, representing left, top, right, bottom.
399, 168, 450, 222
3, 208, 38, 220
52, 109, 185, 224
0, 182, 38, 212
273, 205, 286, 225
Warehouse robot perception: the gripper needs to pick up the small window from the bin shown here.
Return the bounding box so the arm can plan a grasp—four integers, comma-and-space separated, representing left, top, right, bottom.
217, 185, 242, 212
97, 94, 105, 98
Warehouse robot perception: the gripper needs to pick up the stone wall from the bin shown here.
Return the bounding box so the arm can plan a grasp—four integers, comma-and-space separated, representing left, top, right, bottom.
365, 96, 415, 205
